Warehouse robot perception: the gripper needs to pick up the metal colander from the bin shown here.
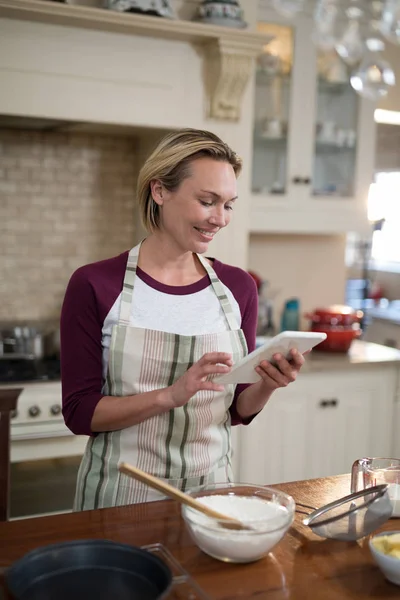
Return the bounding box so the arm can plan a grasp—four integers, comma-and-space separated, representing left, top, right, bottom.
301, 484, 392, 541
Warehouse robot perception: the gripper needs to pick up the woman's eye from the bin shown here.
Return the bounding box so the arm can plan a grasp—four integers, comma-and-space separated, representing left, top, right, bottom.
225, 205, 234, 211
200, 200, 212, 207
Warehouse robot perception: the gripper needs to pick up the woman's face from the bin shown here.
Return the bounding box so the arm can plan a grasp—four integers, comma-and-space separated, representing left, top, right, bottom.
152, 157, 238, 254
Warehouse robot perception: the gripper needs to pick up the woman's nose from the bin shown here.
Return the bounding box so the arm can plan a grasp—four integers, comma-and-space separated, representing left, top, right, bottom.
209, 206, 227, 227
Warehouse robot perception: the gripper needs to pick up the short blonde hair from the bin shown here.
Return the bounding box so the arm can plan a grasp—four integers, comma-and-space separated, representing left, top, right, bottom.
136, 128, 242, 232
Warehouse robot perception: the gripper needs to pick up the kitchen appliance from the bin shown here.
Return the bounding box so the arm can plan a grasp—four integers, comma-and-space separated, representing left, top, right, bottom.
0, 357, 60, 384
351, 457, 400, 518
305, 305, 363, 353
5, 381, 87, 519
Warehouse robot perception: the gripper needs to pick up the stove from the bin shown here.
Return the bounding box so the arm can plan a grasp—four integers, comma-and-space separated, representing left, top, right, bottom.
0, 356, 60, 383
3, 379, 87, 463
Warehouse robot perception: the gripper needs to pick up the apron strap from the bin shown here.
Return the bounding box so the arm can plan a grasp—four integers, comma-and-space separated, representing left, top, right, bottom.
119, 242, 239, 331
119, 243, 141, 325
196, 254, 239, 331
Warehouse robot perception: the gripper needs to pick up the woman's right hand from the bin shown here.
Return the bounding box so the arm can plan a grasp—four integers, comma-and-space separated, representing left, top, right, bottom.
166, 352, 233, 408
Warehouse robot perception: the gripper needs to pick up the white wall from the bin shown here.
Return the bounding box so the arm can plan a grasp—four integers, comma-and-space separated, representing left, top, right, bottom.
248, 233, 347, 330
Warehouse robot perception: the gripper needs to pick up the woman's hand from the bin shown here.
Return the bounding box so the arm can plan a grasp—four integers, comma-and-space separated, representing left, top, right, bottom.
254, 348, 305, 393
167, 352, 233, 408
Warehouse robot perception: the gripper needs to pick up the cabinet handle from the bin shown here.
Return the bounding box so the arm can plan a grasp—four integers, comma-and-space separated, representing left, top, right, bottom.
319, 398, 339, 408
292, 177, 311, 185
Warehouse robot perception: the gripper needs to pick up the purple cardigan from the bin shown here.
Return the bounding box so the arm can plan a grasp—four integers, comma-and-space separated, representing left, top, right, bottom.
60, 251, 258, 436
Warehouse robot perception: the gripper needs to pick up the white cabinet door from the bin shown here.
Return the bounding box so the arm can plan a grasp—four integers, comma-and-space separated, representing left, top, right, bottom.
306, 369, 394, 479
239, 381, 312, 485
238, 366, 397, 486
251, 6, 374, 235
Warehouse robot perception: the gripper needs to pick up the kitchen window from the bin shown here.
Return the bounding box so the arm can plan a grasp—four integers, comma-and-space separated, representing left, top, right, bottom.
368, 171, 400, 272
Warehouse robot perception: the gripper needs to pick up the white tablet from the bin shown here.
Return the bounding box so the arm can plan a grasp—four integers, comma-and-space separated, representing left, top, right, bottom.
214, 331, 327, 384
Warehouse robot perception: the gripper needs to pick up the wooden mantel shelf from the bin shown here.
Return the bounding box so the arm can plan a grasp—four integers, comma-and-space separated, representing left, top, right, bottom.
0, 0, 273, 121
0, 0, 270, 48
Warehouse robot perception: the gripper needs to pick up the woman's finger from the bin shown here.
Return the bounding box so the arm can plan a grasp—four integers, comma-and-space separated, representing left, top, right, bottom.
287, 348, 306, 367
199, 364, 232, 376
198, 352, 233, 366
198, 381, 226, 393
256, 361, 292, 387
269, 354, 298, 381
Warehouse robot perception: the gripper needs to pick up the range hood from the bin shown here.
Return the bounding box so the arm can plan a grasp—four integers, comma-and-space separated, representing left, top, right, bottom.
0, 114, 170, 137
0, 0, 272, 269
0, 0, 272, 125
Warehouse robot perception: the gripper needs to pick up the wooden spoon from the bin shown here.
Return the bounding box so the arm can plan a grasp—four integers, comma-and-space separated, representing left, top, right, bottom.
118, 462, 251, 531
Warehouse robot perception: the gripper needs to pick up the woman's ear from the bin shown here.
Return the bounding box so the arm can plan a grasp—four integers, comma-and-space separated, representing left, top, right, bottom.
150, 180, 164, 206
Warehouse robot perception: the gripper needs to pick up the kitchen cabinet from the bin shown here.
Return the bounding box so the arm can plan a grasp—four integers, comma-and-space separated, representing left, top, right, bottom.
238, 365, 398, 485
250, 7, 375, 235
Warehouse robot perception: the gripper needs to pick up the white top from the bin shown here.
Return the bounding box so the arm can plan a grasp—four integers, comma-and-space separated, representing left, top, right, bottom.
101, 277, 241, 379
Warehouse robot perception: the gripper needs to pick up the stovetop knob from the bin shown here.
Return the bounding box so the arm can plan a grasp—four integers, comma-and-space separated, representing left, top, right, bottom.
50, 404, 62, 416
28, 405, 41, 418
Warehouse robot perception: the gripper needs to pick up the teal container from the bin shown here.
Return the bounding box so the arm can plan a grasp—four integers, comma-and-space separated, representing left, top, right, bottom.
281, 298, 300, 332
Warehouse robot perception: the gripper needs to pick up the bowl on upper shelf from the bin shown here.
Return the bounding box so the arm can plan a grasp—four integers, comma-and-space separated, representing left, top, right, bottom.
181, 482, 295, 563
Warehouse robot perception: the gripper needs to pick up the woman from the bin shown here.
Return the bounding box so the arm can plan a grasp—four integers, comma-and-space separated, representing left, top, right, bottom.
61, 128, 305, 510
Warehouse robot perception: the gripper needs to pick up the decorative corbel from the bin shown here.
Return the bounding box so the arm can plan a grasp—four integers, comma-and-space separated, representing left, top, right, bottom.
202, 37, 268, 122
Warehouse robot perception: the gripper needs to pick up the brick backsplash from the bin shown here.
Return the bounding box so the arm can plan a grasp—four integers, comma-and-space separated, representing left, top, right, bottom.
0, 129, 138, 322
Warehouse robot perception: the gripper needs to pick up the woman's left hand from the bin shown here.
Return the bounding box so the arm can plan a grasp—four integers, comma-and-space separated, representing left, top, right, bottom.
254, 348, 305, 392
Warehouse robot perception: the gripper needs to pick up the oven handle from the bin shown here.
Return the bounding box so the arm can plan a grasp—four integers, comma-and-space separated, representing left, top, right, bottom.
11, 430, 74, 441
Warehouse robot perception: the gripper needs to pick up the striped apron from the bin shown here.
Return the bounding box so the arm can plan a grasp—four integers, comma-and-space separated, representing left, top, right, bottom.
74, 243, 247, 510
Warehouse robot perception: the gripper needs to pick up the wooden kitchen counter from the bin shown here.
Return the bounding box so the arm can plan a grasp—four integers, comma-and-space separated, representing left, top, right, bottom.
0, 474, 399, 599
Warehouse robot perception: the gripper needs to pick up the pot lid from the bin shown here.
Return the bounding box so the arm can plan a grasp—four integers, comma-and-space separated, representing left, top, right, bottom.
309, 305, 363, 320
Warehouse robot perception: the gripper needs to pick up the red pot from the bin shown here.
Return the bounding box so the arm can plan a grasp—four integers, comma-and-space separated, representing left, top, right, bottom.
305, 305, 363, 353
305, 305, 363, 327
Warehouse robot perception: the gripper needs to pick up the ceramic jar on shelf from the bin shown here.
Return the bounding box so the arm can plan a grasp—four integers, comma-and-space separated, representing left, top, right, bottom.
107, 0, 174, 17
195, 0, 247, 29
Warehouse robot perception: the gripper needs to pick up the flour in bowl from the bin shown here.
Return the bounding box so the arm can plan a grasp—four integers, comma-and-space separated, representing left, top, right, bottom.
183, 494, 293, 563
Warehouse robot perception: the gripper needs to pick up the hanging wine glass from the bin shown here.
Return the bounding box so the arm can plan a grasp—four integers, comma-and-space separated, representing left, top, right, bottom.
312, 0, 341, 51
272, 0, 305, 19
335, 7, 365, 66
379, 0, 400, 44
350, 38, 396, 101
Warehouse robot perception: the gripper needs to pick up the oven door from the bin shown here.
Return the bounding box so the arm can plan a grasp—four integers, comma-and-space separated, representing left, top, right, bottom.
10, 453, 83, 519
8, 381, 88, 519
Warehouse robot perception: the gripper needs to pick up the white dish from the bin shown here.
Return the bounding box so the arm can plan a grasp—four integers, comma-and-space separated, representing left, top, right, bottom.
215, 331, 327, 384
370, 531, 400, 586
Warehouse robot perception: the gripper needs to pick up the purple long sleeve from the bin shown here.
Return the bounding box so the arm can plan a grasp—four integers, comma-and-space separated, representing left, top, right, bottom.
60, 251, 258, 435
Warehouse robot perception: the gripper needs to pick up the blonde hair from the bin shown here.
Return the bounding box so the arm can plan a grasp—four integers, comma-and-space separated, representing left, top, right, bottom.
136, 128, 242, 232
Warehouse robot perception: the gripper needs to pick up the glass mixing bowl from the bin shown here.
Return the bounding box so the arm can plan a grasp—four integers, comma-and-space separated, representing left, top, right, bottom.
181, 483, 295, 563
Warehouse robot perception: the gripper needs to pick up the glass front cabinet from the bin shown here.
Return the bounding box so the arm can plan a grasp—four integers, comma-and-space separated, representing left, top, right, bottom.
250, 7, 376, 235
